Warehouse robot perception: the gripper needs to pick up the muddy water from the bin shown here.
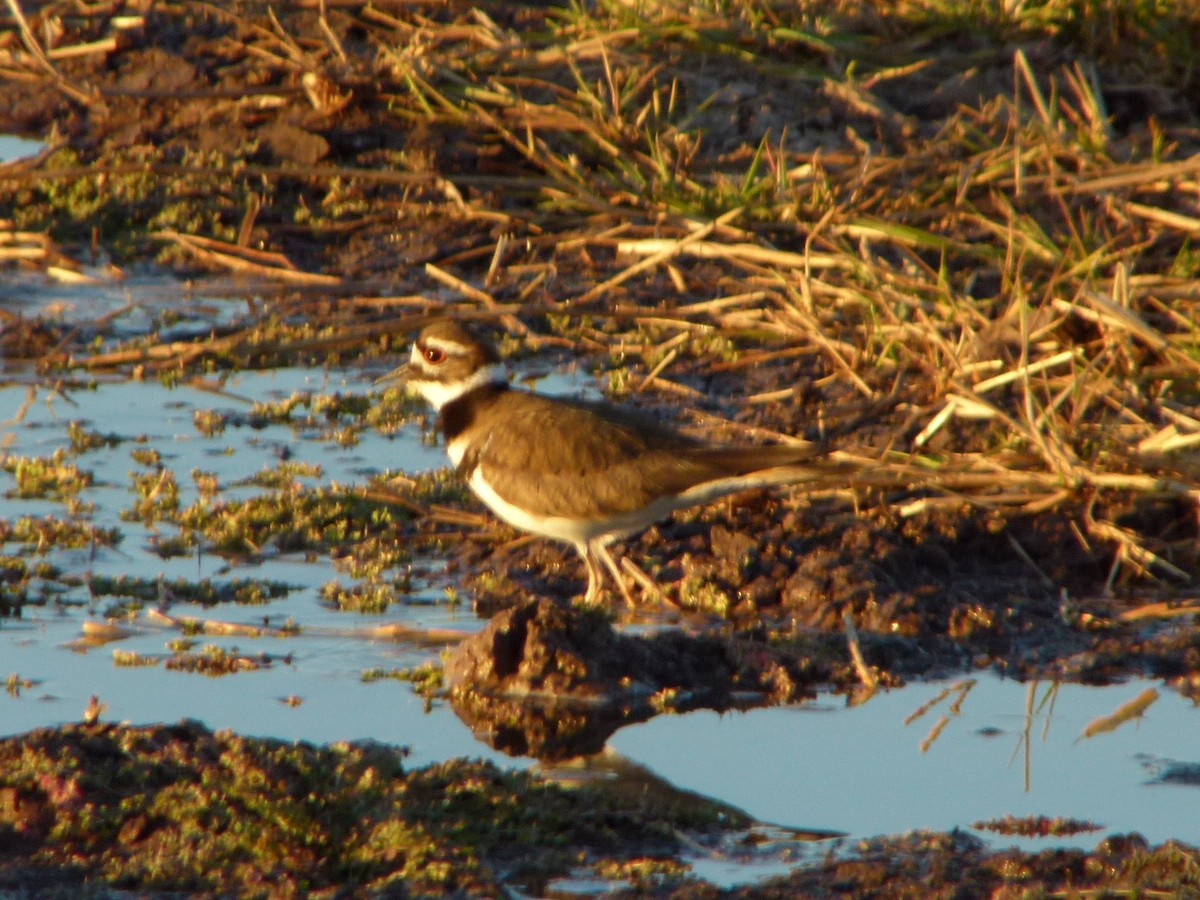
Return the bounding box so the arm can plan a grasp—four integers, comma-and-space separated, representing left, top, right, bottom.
0, 301, 1197, 880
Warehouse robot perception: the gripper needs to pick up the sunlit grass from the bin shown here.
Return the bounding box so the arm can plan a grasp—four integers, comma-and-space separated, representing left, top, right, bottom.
0, 0, 1197, 597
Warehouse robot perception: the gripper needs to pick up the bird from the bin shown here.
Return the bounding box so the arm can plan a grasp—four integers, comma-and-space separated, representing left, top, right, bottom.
378, 320, 838, 606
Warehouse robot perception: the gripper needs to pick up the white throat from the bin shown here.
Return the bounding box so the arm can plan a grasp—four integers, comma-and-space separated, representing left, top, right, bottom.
411, 363, 506, 412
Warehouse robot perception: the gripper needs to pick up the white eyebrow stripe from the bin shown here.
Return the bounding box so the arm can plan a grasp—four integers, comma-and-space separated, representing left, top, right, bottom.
421, 335, 471, 355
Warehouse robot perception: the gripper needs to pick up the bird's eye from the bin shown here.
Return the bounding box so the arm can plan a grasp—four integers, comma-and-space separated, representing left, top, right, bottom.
423, 347, 445, 364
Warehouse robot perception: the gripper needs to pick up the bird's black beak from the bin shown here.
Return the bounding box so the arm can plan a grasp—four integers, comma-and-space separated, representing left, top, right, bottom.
374, 363, 411, 388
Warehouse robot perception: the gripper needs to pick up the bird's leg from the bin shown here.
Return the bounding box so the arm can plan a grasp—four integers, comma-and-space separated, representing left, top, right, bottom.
578, 543, 605, 605
593, 541, 638, 607
619, 556, 668, 606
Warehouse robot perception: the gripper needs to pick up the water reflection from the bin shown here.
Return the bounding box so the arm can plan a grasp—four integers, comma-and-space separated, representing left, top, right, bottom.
0, 366, 1197, 864
607, 675, 1200, 849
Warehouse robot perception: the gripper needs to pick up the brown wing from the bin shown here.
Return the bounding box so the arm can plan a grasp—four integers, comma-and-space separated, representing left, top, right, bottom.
466, 390, 817, 519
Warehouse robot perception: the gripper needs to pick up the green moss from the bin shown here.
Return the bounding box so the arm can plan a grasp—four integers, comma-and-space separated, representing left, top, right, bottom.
122, 466, 180, 524
177, 485, 410, 557
8, 145, 256, 258
0, 721, 694, 896
361, 663, 444, 704
164, 643, 270, 676
0, 516, 121, 552
192, 409, 227, 437
320, 578, 410, 613
87, 575, 293, 606
113, 650, 161, 667
4, 673, 36, 697
2, 450, 93, 500
129, 448, 161, 468
332, 535, 412, 580
67, 421, 124, 454
235, 461, 323, 490
370, 469, 472, 507
247, 391, 315, 424
677, 574, 733, 617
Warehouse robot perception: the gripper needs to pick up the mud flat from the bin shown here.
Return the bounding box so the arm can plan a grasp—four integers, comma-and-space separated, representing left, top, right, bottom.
2, 0, 1200, 894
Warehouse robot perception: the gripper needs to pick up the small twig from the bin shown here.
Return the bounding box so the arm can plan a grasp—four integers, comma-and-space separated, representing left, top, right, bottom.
635, 346, 679, 394
3, 0, 97, 105
316, 0, 347, 63
919, 715, 950, 754
155, 230, 342, 286
843, 611, 878, 693
425, 262, 495, 304
578, 208, 744, 304
1005, 533, 1055, 589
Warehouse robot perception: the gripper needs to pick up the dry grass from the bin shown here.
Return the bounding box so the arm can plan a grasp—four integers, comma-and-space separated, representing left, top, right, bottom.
1, 0, 1199, 595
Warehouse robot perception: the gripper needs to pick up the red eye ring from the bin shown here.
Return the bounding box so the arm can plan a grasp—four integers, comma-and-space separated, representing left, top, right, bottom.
423, 346, 445, 364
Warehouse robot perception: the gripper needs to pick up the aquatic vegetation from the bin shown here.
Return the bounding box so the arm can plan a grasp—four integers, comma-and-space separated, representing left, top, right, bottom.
192, 408, 227, 437
0, 516, 120, 552
177, 486, 409, 556
87, 574, 293, 607
164, 643, 272, 676
112, 649, 160, 667
320, 578, 411, 614
1, 0, 1200, 889
361, 663, 445, 706
66, 421, 124, 453
2, 451, 92, 500
0, 721, 703, 896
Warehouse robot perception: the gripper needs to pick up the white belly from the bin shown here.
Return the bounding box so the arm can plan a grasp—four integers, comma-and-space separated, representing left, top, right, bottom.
466, 464, 807, 549
467, 468, 600, 546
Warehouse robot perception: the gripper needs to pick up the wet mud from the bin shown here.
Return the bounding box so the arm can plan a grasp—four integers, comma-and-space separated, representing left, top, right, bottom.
444, 597, 831, 759
3, 0, 1200, 893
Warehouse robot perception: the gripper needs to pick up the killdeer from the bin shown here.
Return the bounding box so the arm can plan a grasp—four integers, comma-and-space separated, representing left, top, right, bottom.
379, 320, 835, 605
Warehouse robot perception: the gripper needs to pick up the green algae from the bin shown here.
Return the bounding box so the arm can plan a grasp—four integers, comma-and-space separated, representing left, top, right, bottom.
8, 146, 246, 261
0, 555, 63, 616
248, 391, 373, 427
0, 721, 701, 897
2, 451, 93, 501
123, 466, 181, 524
87, 575, 293, 607
116, 465, 416, 561
234, 461, 324, 490
66, 421, 125, 454
330, 534, 412, 580
0, 516, 120, 552
112, 649, 161, 668
4, 673, 37, 697
178, 486, 410, 557
361, 664, 444, 708
320, 578, 411, 614
164, 644, 274, 676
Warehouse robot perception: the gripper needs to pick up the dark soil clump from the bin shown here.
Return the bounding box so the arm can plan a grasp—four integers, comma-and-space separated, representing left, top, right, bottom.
445, 597, 830, 759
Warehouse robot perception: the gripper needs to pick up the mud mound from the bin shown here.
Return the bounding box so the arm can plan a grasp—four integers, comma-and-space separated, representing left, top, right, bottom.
444, 598, 827, 759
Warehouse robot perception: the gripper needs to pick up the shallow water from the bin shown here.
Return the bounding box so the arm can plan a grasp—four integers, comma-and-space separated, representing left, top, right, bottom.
609, 677, 1200, 851
0, 367, 495, 766
0, 353, 1197, 887
0, 135, 42, 162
